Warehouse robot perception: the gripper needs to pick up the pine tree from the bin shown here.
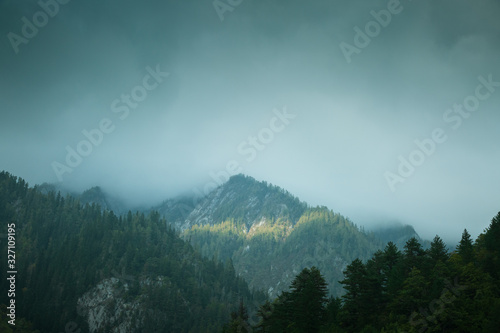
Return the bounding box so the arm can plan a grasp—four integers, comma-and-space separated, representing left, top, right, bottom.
254, 267, 329, 332
403, 237, 426, 273
477, 212, 500, 280
390, 267, 429, 317
289, 267, 329, 332
457, 229, 474, 264
339, 259, 373, 331
428, 235, 449, 264
380, 242, 404, 301
223, 299, 251, 333
255, 300, 274, 332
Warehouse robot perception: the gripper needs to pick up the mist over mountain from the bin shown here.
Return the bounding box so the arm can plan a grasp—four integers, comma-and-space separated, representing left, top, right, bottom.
36, 182, 130, 215
34, 173, 440, 291
1, 170, 499, 331
369, 223, 432, 250
157, 174, 436, 297
40, 173, 434, 250
33, 172, 439, 299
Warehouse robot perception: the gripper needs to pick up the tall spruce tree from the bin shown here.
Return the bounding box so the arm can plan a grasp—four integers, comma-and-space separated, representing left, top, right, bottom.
339, 259, 373, 331
289, 267, 329, 332
457, 229, 474, 264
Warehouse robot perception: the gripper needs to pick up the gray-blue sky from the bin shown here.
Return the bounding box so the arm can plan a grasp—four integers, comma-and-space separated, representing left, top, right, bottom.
1, 0, 499, 243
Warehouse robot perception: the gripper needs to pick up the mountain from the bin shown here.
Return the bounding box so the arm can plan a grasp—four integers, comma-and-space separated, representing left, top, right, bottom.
44, 175, 431, 252
2, 170, 496, 332
9, 172, 436, 315
370, 223, 432, 250
162, 175, 429, 298
78, 186, 128, 214
33, 174, 432, 300
153, 174, 307, 231
0, 171, 265, 332
36, 182, 129, 215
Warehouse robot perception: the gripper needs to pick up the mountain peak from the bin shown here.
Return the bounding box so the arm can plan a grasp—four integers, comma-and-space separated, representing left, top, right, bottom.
178, 174, 308, 230
224, 173, 271, 190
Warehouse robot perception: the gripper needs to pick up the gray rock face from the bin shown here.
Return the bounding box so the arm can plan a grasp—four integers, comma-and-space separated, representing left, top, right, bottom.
77, 277, 170, 333
77, 278, 142, 333
179, 174, 307, 231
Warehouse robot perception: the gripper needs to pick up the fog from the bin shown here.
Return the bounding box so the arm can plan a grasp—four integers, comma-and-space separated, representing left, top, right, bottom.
1, 0, 499, 243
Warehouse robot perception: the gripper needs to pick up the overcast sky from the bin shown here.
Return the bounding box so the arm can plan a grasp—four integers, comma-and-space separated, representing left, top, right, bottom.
1, 0, 499, 243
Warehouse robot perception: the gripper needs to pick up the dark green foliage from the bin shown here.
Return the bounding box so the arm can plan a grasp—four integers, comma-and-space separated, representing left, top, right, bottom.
403, 237, 426, 273
0, 172, 264, 333
222, 299, 252, 333
288, 267, 329, 332
477, 212, 500, 279
339, 259, 373, 331
428, 235, 449, 264
230, 211, 500, 332
185, 207, 385, 298
457, 229, 475, 264
254, 267, 329, 333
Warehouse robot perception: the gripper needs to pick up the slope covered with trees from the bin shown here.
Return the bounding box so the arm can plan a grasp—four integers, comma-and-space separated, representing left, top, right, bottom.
185, 205, 385, 298
182, 176, 424, 298
222, 212, 500, 332
0, 171, 265, 332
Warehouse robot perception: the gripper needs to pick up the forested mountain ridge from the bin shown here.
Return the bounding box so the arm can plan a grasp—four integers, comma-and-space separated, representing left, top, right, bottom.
36, 182, 128, 214
38, 174, 429, 250
174, 175, 431, 298
0, 171, 265, 332
11, 172, 435, 318
370, 223, 432, 250
2, 170, 492, 333
184, 205, 385, 298
225, 213, 500, 332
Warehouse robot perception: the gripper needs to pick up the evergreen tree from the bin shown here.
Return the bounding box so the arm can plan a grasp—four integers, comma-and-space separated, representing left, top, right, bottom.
262, 292, 293, 332
289, 267, 328, 332
223, 299, 251, 333
255, 300, 274, 332
378, 242, 404, 302
254, 267, 329, 332
390, 267, 429, 316
457, 229, 474, 264
476, 213, 500, 280
323, 296, 342, 332
428, 235, 449, 264
403, 237, 426, 273
339, 259, 373, 331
